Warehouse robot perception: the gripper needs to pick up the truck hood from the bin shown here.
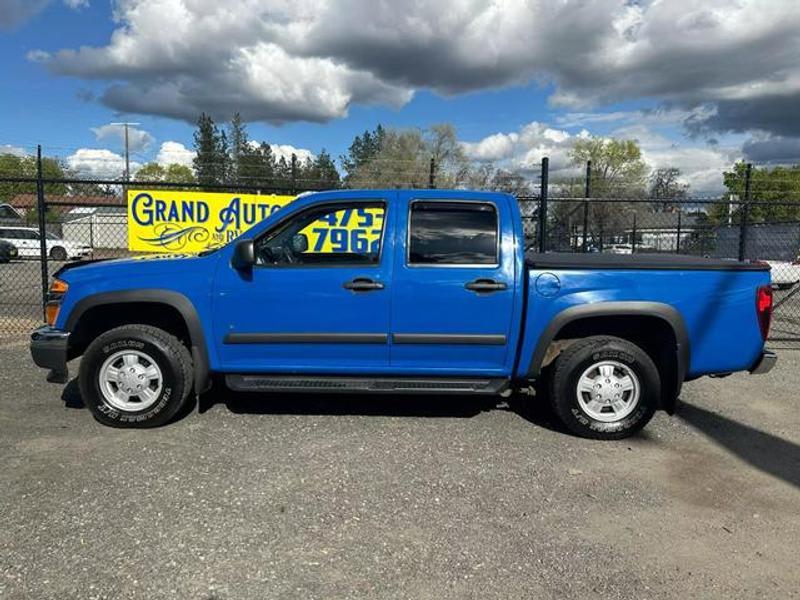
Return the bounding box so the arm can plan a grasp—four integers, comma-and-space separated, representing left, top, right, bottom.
55, 253, 216, 284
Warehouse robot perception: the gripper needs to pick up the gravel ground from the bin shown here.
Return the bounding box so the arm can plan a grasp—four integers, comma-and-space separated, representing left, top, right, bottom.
0, 339, 799, 600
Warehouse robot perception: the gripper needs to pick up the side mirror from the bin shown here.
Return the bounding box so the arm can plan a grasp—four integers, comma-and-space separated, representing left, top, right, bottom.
231, 239, 255, 270
291, 233, 309, 254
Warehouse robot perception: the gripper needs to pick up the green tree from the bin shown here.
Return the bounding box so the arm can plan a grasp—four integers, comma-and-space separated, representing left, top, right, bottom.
649, 167, 688, 211
489, 169, 533, 197
228, 112, 250, 184
340, 125, 385, 184
426, 124, 471, 188
301, 149, 340, 190
238, 142, 276, 189
164, 163, 195, 184
346, 128, 428, 188
568, 137, 649, 248
134, 162, 165, 181
134, 162, 195, 184
0, 153, 67, 203
570, 138, 649, 198
192, 113, 230, 186
709, 162, 800, 224
274, 155, 292, 191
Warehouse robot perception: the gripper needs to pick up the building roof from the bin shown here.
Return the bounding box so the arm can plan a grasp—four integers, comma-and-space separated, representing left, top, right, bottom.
10, 193, 125, 209
632, 212, 701, 230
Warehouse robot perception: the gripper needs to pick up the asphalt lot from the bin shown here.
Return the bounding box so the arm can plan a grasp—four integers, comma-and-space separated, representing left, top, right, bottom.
1, 339, 799, 599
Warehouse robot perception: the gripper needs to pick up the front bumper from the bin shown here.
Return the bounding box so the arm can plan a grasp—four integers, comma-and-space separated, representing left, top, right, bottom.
30, 326, 70, 383
749, 349, 777, 375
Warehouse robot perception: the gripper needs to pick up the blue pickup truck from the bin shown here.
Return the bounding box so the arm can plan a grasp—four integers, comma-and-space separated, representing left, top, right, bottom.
30, 189, 776, 439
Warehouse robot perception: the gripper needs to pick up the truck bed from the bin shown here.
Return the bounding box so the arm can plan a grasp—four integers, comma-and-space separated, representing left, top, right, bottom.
525, 252, 770, 271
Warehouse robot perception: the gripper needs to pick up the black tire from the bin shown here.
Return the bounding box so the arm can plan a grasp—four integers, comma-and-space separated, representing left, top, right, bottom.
78, 324, 193, 428
548, 336, 660, 440
50, 246, 67, 261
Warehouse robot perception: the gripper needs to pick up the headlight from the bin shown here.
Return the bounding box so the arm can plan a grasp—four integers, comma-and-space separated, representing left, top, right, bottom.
45, 279, 68, 326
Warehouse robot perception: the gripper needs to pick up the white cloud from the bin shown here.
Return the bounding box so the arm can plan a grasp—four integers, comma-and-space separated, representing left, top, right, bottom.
268, 143, 314, 164
463, 121, 737, 193
66, 148, 141, 179
33, 0, 800, 136
0, 145, 28, 157
461, 133, 519, 162
91, 123, 154, 152
463, 122, 589, 177
155, 141, 195, 167
63, 0, 89, 8
26, 49, 51, 63
612, 125, 739, 193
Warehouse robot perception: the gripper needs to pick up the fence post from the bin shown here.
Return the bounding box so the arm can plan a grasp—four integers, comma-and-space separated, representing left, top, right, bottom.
738, 163, 752, 261
538, 157, 549, 253
676, 211, 682, 254
36, 145, 49, 320
631, 212, 637, 253
582, 160, 591, 253
428, 157, 436, 189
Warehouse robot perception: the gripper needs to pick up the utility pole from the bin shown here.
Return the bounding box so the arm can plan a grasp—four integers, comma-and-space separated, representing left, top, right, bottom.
110, 122, 140, 200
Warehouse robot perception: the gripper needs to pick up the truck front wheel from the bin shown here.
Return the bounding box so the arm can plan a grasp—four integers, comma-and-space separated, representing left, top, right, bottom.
548, 336, 660, 440
78, 324, 193, 428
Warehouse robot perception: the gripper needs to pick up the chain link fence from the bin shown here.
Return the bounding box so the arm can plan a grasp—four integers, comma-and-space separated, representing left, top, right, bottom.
1, 156, 798, 346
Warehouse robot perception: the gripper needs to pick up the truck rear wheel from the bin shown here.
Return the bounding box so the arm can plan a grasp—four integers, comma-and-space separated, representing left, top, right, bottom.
78, 324, 193, 428
548, 336, 660, 440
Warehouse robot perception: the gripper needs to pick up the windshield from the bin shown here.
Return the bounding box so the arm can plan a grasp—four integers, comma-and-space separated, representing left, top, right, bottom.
45, 231, 60, 240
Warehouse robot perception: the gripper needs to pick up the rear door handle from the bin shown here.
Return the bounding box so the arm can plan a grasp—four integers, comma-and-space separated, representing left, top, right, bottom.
343, 277, 385, 292
465, 278, 508, 293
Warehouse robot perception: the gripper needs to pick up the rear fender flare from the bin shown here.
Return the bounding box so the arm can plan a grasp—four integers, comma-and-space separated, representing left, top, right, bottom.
527, 301, 689, 410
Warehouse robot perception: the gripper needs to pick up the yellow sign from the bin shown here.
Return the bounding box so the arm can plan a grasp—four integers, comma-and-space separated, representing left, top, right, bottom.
127, 190, 384, 255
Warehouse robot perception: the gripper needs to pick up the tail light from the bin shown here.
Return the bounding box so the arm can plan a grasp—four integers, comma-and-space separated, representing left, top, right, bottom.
755, 285, 773, 341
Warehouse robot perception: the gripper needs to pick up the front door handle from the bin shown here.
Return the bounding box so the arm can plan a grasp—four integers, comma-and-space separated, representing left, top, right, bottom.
343, 277, 385, 292
465, 278, 508, 293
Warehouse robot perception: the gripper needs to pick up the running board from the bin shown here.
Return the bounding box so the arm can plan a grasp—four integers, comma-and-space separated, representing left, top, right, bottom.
225, 374, 509, 395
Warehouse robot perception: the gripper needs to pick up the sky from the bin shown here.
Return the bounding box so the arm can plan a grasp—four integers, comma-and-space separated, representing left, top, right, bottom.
1, 0, 799, 193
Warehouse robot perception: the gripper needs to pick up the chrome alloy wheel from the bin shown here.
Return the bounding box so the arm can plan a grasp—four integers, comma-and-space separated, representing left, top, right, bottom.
98, 350, 163, 412
576, 360, 641, 422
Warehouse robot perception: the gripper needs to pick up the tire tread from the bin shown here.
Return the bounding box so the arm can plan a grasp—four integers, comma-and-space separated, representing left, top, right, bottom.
548, 335, 658, 440
79, 324, 193, 428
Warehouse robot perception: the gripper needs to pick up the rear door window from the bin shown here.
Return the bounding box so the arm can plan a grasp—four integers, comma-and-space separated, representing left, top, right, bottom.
408, 201, 498, 266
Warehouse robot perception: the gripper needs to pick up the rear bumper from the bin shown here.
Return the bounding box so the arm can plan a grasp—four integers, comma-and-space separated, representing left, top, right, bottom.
30, 326, 70, 383
749, 349, 777, 375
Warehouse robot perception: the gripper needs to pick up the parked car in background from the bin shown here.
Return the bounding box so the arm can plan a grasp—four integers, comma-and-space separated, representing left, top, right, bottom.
607, 244, 633, 254
0, 226, 91, 261
764, 258, 800, 289
31, 189, 775, 440
0, 239, 18, 263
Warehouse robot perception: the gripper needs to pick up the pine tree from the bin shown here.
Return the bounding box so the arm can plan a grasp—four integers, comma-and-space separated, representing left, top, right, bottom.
310, 149, 340, 189
229, 112, 249, 183
192, 113, 231, 186
193, 113, 218, 186
340, 125, 385, 184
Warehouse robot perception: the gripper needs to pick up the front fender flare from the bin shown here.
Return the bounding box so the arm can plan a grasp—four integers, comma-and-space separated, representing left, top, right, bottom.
65, 289, 211, 394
